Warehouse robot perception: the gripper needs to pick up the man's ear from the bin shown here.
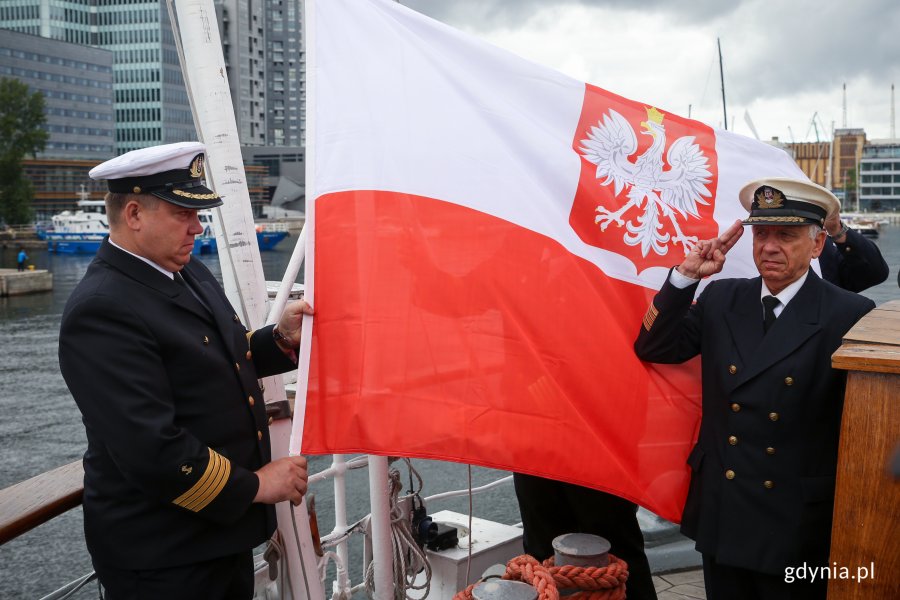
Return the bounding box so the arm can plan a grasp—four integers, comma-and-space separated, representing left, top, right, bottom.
810, 230, 827, 259
122, 199, 143, 231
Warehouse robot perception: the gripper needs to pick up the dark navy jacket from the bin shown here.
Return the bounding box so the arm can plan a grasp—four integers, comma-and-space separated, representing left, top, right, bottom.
634, 269, 873, 574
59, 239, 295, 570
818, 227, 889, 292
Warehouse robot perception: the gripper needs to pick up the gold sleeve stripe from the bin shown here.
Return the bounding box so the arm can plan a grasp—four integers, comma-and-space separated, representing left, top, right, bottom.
642, 303, 659, 331
172, 449, 232, 512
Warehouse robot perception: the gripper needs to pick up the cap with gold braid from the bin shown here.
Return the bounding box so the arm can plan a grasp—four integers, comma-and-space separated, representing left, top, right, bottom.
89, 141, 224, 210
738, 177, 839, 227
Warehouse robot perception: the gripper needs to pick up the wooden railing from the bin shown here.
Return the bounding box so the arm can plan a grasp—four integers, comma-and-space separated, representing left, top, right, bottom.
0, 461, 84, 545
0, 402, 291, 546
829, 300, 900, 599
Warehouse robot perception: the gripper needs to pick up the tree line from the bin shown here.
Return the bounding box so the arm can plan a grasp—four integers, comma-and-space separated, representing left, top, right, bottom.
0, 77, 48, 226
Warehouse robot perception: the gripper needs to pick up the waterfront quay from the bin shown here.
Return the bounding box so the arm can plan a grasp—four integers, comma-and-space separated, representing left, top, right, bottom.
0, 268, 52, 296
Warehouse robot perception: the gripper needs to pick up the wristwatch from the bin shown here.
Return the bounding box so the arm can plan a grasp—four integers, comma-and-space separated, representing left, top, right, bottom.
828, 221, 849, 239
272, 325, 294, 348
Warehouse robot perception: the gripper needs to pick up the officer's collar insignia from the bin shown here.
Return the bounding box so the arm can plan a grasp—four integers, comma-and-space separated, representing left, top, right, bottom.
756, 186, 785, 209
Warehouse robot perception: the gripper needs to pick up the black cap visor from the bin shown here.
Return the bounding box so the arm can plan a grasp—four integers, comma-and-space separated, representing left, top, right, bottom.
151, 182, 223, 210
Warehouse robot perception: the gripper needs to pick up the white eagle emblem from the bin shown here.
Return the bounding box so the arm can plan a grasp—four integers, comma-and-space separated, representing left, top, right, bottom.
579, 107, 712, 257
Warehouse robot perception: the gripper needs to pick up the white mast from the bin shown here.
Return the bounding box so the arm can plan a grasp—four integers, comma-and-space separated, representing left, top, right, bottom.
892, 84, 896, 139
842, 83, 847, 128
167, 2, 323, 598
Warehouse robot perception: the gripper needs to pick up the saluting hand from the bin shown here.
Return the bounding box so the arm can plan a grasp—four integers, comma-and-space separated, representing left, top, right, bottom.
677, 219, 744, 279
254, 455, 309, 505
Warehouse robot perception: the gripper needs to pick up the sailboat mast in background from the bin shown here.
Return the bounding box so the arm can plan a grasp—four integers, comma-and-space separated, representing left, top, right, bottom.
718, 37, 727, 130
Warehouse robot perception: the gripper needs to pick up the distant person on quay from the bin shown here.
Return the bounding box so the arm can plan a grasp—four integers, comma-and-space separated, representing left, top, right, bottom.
16, 246, 27, 271
59, 142, 312, 599
634, 178, 874, 599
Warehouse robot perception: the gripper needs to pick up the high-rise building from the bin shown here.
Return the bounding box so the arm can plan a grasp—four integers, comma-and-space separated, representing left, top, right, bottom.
97, 1, 196, 152
216, 0, 305, 148
0, 28, 114, 160
3, 0, 307, 150
2, 0, 196, 154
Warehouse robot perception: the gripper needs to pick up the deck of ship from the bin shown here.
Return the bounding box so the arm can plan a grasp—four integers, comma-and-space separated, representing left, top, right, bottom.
653, 568, 706, 599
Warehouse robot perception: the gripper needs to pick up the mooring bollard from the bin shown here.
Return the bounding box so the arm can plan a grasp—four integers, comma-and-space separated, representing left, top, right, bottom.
472, 580, 538, 600
551, 532, 611, 567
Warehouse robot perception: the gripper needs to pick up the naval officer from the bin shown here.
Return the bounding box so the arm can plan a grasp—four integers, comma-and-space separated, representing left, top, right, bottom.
59, 142, 312, 599
634, 178, 874, 599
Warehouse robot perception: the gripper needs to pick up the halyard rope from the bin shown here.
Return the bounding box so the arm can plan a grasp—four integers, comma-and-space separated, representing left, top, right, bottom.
364, 464, 433, 600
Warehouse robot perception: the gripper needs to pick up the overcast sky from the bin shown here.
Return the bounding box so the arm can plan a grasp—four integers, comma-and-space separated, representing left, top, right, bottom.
402, 0, 900, 143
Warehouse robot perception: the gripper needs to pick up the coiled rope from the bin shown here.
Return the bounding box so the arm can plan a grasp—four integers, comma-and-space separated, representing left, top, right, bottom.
364, 462, 433, 600
453, 554, 629, 600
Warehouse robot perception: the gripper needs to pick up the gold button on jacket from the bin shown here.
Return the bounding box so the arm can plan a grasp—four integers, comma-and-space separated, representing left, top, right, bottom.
725, 469, 735, 480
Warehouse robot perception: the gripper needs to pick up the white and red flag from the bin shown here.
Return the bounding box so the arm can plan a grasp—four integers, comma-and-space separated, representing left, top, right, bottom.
296, 0, 804, 521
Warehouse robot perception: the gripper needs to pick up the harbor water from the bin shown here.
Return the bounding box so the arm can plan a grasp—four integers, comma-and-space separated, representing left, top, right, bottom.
2, 229, 899, 598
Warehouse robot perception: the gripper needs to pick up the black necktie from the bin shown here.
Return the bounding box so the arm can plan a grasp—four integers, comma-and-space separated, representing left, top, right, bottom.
762, 295, 779, 332
175, 271, 210, 312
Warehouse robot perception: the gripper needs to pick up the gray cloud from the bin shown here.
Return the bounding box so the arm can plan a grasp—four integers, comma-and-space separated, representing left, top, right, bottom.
717, 1, 900, 109
403, 0, 735, 30
401, 0, 900, 137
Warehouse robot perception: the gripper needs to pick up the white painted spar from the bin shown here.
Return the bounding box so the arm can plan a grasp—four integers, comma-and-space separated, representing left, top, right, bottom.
169, 1, 322, 598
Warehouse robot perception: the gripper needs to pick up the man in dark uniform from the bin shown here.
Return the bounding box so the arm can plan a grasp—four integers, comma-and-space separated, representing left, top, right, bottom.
819, 209, 889, 292
513, 474, 657, 599
634, 177, 874, 599
59, 142, 312, 599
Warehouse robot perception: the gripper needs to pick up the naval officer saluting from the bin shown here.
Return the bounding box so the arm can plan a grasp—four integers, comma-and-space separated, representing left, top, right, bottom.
634, 178, 874, 600
59, 142, 312, 599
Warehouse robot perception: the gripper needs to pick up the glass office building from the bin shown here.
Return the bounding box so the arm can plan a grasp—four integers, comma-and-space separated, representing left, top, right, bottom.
1, 0, 195, 154
859, 140, 900, 211
0, 28, 114, 160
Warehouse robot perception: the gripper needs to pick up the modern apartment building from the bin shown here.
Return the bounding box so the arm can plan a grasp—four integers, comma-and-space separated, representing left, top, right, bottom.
858, 139, 900, 212
211, 0, 305, 148
0, 28, 114, 160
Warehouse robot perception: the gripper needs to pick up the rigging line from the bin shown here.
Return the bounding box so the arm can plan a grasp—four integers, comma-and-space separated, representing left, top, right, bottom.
466, 465, 473, 586
697, 45, 717, 117
290, 503, 315, 600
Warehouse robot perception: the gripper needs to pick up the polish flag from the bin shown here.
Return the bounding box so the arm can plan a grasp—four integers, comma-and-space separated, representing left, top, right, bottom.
296, 0, 805, 521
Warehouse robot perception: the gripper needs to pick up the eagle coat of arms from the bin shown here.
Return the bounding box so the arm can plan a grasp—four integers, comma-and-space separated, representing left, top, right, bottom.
577, 106, 713, 258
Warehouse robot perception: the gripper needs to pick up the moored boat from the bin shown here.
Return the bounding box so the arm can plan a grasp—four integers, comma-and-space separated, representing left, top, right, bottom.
194, 211, 288, 254
41, 201, 287, 255
846, 217, 880, 238
40, 200, 108, 254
